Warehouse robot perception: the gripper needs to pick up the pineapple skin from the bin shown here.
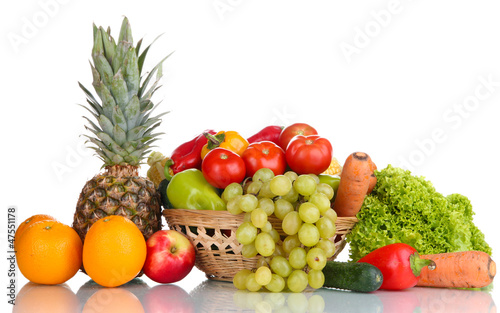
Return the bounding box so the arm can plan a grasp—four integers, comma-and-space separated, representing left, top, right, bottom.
73, 165, 161, 242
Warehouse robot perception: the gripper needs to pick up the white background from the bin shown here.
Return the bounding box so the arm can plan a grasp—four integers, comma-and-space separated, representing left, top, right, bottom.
1, 0, 499, 311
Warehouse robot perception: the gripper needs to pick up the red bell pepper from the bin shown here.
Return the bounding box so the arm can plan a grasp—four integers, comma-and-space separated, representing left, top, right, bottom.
164, 130, 216, 180
357, 243, 436, 290
247, 125, 283, 146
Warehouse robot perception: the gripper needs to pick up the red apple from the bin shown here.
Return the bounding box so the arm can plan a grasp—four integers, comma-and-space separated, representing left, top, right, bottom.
143, 230, 196, 284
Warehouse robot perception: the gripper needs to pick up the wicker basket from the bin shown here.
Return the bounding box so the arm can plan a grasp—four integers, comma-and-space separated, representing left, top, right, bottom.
163, 209, 357, 282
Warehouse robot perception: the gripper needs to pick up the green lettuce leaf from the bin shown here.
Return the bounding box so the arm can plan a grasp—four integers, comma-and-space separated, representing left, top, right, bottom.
347, 165, 492, 261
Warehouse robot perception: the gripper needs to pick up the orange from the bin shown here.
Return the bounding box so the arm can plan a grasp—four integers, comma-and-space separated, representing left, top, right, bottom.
16, 220, 83, 285
83, 215, 147, 287
82, 288, 145, 313
14, 282, 79, 313
15, 214, 56, 249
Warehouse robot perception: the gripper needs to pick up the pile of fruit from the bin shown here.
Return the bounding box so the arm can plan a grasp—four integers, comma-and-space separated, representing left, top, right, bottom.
14, 17, 197, 289
14, 16, 496, 296
151, 121, 349, 293
14, 17, 347, 291
15, 213, 196, 288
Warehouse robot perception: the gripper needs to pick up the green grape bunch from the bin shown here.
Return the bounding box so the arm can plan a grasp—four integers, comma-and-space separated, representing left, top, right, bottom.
224, 168, 338, 293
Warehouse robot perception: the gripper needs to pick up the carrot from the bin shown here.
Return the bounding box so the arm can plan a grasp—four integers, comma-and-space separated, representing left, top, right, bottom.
367, 158, 377, 194
417, 250, 496, 288
333, 152, 376, 217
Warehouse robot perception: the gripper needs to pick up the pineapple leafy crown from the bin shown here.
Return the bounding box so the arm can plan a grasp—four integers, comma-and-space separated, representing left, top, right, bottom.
79, 17, 173, 167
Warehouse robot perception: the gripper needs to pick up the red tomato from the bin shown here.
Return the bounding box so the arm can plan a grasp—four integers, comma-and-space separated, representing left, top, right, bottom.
202, 148, 246, 189
241, 141, 287, 177
278, 123, 318, 150
285, 135, 332, 175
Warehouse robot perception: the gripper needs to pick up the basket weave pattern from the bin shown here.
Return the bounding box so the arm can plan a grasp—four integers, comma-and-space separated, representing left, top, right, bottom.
163, 209, 357, 282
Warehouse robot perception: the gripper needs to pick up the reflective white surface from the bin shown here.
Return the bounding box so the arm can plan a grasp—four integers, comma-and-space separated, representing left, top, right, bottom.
12, 275, 497, 313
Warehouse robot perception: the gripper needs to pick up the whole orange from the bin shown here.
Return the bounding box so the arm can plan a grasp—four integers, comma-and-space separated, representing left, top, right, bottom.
16, 220, 83, 285
83, 215, 147, 287
15, 214, 56, 249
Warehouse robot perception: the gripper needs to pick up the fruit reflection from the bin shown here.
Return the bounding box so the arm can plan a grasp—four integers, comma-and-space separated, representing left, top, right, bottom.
142, 284, 195, 313
76, 278, 150, 311
14, 282, 79, 313
191, 280, 326, 313
233, 289, 326, 313
191, 280, 245, 312
82, 287, 144, 313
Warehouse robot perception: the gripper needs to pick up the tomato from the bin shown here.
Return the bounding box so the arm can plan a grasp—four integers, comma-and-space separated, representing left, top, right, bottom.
241, 141, 287, 177
278, 123, 318, 150
285, 135, 332, 175
202, 148, 246, 189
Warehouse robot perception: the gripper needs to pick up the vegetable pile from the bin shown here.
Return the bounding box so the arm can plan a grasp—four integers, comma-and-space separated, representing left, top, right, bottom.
347, 165, 492, 262
149, 122, 495, 292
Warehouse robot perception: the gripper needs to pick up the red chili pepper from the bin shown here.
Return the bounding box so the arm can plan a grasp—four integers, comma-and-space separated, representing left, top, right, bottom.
247, 125, 283, 146
164, 129, 217, 180
357, 243, 436, 290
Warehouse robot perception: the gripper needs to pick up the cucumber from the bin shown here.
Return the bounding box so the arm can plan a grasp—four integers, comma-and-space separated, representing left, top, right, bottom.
322, 261, 383, 292
158, 179, 172, 209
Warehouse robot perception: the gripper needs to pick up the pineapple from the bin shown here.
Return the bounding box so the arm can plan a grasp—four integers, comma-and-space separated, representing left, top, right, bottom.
73, 17, 172, 243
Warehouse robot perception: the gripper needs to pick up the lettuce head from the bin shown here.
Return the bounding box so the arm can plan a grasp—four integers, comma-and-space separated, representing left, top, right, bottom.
347, 165, 492, 261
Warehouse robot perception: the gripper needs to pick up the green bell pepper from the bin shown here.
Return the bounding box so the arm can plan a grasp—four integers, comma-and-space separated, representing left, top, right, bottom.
165, 168, 226, 210
319, 174, 340, 201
